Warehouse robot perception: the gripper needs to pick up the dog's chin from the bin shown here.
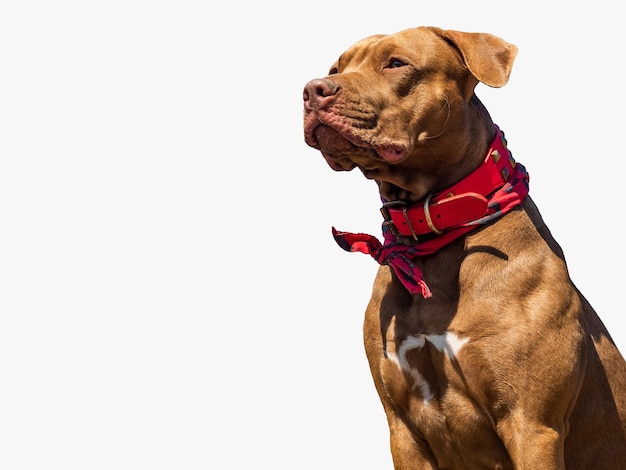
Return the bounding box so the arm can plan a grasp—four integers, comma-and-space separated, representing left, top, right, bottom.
311, 124, 410, 170
313, 124, 368, 171
321, 152, 358, 171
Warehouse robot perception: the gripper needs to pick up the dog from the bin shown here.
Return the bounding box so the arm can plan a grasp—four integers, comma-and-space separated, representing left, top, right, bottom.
302, 26, 626, 469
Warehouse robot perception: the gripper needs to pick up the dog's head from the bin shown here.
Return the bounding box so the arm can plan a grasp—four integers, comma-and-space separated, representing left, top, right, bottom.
303, 26, 517, 202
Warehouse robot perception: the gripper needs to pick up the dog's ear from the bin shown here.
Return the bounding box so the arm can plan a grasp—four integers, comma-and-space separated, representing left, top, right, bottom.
435, 29, 518, 89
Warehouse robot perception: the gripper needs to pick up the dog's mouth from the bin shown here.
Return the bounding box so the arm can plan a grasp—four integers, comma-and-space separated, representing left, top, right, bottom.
307, 123, 408, 171
312, 124, 355, 153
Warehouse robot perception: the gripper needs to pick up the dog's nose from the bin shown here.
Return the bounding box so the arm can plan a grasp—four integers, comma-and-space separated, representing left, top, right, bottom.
303, 78, 339, 109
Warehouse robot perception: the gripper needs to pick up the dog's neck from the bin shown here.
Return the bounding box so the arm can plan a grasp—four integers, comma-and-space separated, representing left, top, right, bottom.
375, 97, 495, 205
331, 126, 530, 297
380, 125, 523, 243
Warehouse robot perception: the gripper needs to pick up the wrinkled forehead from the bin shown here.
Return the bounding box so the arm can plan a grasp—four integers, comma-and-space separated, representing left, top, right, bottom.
331, 27, 443, 72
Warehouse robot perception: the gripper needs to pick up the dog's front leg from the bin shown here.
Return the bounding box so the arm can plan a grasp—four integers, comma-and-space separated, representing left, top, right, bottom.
387, 415, 439, 470
497, 418, 566, 469
363, 269, 439, 469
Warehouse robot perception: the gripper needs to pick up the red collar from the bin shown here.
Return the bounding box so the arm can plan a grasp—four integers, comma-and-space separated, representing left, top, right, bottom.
332, 126, 530, 298
380, 125, 521, 240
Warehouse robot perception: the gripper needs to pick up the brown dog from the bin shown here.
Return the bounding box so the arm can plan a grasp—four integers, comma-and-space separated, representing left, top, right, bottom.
303, 26, 626, 469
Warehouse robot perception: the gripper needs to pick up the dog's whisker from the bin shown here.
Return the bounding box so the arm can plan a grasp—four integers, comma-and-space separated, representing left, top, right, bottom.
422, 97, 451, 141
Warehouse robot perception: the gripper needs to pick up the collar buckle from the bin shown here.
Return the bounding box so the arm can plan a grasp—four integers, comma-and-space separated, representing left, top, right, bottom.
380, 200, 420, 241
380, 200, 403, 237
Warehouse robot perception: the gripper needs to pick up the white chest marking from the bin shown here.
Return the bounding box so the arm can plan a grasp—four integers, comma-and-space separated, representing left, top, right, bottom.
387, 332, 469, 403
425, 332, 469, 360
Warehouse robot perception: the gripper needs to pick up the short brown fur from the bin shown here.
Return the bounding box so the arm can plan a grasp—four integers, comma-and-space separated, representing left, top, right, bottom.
303, 26, 626, 469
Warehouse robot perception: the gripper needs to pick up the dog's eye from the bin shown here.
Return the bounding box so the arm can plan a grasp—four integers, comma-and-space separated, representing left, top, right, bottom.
328, 66, 339, 75
387, 59, 407, 69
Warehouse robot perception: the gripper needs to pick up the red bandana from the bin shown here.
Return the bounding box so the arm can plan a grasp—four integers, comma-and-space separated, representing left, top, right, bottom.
332, 127, 530, 298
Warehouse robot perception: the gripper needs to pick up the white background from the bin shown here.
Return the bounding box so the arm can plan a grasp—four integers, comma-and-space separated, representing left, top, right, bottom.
1, 1, 624, 468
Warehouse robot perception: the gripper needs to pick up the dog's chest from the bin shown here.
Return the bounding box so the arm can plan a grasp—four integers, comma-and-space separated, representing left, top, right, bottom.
380, 316, 476, 407
365, 276, 494, 419
377, 320, 510, 464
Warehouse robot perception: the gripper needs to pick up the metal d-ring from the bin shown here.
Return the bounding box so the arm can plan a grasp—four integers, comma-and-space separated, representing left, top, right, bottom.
423, 194, 443, 235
